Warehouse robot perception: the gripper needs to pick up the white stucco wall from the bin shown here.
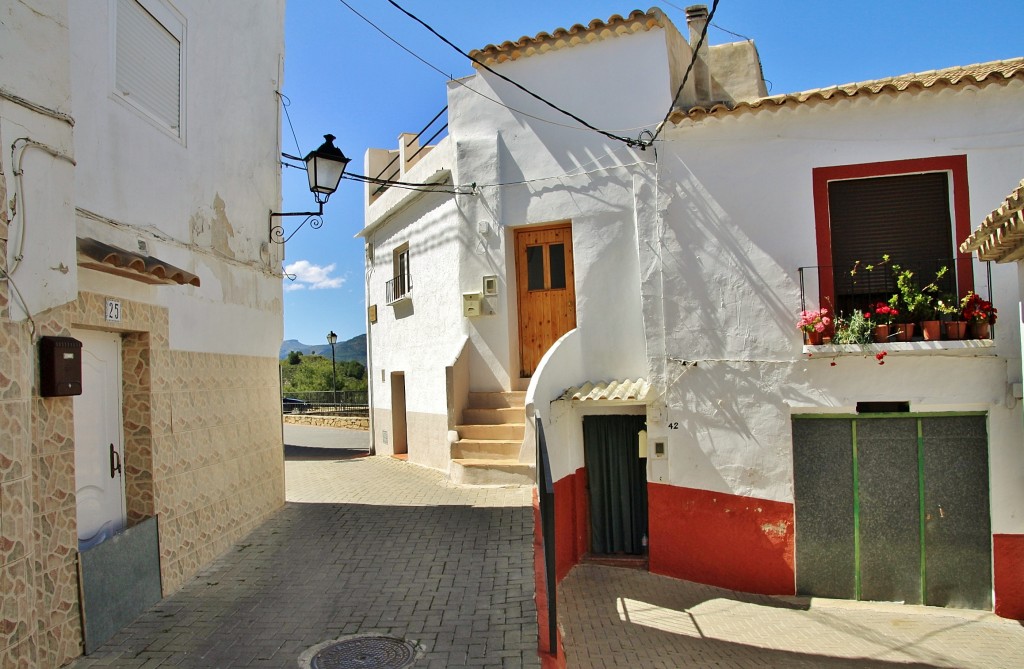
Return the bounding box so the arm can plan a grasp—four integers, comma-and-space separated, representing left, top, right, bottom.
1, 0, 77, 320
647, 80, 1024, 532
65, 0, 285, 357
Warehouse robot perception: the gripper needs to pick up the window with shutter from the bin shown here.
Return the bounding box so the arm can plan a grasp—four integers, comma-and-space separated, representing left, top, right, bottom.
812, 155, 974, 316
114, 0, 185, 137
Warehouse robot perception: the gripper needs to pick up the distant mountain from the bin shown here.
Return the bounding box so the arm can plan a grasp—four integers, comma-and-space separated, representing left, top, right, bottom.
280, 334, 366, 364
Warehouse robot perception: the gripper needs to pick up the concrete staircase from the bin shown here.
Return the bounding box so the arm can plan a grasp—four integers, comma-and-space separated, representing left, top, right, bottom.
449, 391, 534, 486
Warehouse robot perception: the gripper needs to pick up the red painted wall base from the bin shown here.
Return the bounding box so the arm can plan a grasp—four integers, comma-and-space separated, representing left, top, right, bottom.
994, 534, 1024, 620
648, 483, 796, 595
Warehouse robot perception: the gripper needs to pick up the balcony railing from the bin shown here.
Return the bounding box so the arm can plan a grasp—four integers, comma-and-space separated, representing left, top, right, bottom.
386, 273, 413, 305
798, 255, 993, 326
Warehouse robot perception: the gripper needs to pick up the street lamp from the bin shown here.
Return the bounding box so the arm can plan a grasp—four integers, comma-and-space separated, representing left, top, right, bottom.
327, 330, 338, 406
271, 134, 352, 244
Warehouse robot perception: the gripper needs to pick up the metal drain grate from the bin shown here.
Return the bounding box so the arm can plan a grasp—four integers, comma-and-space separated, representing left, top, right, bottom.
306, 636, 418, 669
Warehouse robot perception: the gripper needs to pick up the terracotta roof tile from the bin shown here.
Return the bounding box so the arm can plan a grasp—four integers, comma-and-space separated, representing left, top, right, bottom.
559, 378, 651, 403
960, 179, 1024, 263
671, 57, 1024, 122
468, 8, 668, 66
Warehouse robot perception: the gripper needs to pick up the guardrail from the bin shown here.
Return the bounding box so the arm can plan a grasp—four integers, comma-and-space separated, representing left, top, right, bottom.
282, 390, 368, 417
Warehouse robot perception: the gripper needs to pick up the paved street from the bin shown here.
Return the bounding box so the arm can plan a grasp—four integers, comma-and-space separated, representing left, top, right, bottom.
67, 425, 1024, 668
283, 423, 370, 452
70, 442, 537, 668
559, 564, 1024, 668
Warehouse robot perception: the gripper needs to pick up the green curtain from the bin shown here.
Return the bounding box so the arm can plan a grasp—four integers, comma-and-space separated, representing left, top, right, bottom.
583, 415, 648, 555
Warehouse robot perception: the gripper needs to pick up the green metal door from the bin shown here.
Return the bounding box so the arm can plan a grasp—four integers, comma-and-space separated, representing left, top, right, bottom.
793, 414, 991, 609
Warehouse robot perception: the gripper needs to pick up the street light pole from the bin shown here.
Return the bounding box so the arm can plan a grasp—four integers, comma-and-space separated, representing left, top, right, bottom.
327, 330, 338, 406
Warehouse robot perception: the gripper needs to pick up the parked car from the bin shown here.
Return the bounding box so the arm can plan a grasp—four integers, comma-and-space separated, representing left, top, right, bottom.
282, 397, 309, 414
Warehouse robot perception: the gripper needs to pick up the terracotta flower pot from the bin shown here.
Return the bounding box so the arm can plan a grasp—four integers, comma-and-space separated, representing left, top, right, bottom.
894, 323, 915, 342
873, 325, 890, 343
805, 330, 823, 345
969, 321, 991, 339
944, 321, 967, 340
921, 320, 941, 341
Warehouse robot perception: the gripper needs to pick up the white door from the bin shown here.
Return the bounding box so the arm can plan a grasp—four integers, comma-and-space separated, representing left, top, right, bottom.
73, 329, 126, 550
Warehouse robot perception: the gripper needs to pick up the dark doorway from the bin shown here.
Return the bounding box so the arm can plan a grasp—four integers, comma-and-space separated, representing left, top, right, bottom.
583, 415, 648, 555
390, 372, 408, 455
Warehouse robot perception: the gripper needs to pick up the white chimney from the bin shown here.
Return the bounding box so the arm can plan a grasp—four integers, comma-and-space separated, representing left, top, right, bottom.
685, 4, 712, 105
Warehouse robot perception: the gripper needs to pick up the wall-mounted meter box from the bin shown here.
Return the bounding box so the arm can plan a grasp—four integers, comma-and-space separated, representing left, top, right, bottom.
463, 292, 483, 317
39, 336, 83, 397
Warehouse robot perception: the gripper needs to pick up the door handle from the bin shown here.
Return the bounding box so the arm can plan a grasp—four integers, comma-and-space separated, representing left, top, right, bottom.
109, 443, 122, 478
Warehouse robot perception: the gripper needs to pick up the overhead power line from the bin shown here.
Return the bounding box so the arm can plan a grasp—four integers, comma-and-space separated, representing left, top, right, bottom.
384, 0, 646, 148
648, 0, 720, 144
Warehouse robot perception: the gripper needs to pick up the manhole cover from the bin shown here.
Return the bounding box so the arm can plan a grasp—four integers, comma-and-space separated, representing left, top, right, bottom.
305, 636, 418, 669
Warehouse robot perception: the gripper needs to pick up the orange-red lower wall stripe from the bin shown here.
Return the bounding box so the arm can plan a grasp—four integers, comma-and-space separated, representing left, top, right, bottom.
648, 483, 796, 595
994, 534, 1024, 620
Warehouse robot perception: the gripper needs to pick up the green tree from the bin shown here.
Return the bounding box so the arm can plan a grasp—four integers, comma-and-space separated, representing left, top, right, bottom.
280, 355, 368, 393
286, 350, 302, 365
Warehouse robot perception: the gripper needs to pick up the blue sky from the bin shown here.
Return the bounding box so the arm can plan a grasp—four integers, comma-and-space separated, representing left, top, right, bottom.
280, 0, 1022, 345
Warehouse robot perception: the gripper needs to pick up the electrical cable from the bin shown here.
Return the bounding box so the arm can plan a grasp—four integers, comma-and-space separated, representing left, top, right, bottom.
648, 0, 720, 144
384, 0, 645, 148
335, 0, 661, 135
8, 138, 77, 275
0, 268, 37, 335
277, 91, 304, 156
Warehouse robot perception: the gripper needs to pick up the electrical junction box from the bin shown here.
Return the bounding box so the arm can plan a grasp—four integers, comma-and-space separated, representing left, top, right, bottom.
482, 275, 498, 296
463, 293, 483, 317
39, 336, 83, 397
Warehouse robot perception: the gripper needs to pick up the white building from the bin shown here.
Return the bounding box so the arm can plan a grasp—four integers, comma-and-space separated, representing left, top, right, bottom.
1, 1, 285, 664
361, 6, 1024, 620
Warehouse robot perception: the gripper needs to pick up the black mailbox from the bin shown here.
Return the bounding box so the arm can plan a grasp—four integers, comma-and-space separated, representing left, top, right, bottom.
39, 336, 83, 397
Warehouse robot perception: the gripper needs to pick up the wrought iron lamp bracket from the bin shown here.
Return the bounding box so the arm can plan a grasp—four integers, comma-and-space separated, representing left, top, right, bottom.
270, 204, 325, 245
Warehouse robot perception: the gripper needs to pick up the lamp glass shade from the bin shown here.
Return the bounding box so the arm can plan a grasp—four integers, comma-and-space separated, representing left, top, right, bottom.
304, 135, 350, 198
327, 331, 338, 345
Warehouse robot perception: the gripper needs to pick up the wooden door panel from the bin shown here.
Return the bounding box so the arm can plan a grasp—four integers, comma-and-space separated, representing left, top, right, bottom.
515, 223, 576, 377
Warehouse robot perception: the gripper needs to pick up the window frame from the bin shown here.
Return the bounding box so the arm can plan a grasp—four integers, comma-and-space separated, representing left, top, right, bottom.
812, 155, 974, 309
109, 0, 187, 141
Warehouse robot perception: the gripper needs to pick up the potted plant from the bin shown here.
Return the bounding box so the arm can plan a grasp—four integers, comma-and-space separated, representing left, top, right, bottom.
961, 292, 997, 339
832, 310, 875, 345
867, 302, 898, 342
891, 264, 945, 341
797, 307, 831, 345
936, 294, 966, 340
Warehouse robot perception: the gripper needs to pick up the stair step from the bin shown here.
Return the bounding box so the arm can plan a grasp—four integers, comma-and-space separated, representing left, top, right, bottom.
456, 423, 524, 441
467, 391, 526, 410
451, 440, 521, 460
450, 459, 535, 486
462, 407, 524, 425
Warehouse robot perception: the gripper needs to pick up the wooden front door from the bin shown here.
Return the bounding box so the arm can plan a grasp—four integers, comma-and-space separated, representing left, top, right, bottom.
515, 223, 576, 377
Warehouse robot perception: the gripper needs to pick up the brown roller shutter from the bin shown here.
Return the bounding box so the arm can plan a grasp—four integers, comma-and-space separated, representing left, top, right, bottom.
828, 172, 956, 312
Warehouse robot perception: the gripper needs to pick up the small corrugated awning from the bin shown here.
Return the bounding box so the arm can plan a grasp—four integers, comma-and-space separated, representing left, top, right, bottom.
960, 179, 1024, 263
77, 237, 200, 287
558, 378, 650, 403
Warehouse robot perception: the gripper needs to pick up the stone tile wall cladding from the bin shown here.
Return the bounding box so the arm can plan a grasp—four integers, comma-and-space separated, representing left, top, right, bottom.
0, 291, 284, 668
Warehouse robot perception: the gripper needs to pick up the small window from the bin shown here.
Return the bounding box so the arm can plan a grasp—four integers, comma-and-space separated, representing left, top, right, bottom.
526, 246, 545, 291
114, 0, 185, 136
549, 244, 566, 290
813, 156, 974, 316
387, 244, 411, 304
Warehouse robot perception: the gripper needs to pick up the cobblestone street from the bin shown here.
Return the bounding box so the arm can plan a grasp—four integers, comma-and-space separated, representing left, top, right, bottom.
70, 442, 537, 668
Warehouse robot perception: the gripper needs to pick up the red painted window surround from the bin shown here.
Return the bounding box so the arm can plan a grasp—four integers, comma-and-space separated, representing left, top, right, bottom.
811, 155, 975, 307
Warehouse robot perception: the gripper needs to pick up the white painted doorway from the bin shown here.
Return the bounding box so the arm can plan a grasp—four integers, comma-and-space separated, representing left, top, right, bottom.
72, 329, 126, 550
